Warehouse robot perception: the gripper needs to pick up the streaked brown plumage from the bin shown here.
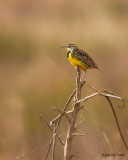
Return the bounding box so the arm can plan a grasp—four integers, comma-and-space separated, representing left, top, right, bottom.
61, 44, 102, 72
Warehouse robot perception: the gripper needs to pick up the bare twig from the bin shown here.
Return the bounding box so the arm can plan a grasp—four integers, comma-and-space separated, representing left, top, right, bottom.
71, 129, 86, 136
78, 84, 128, 151
80, 71, 86, 82
50, 80, 85, 126
75, 113, 85, 128
102, 131, 113, 152
87, 84, 128, 103
40, 115, 64, 145
40, 115, 53, 132
52, 124, 57, 160
77, 90, 128, 104
51, 106, 69, 120
50, 89, 76, 125
44, 140, 53, 160
106, 97, 128, 150
15, 143, 51, 160
87, 84, 102, 94
16, 67, 128, 160
77, 92, 99, 103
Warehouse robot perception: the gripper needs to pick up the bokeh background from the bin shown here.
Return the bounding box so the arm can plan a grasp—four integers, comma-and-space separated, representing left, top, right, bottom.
0, 0, 128, 159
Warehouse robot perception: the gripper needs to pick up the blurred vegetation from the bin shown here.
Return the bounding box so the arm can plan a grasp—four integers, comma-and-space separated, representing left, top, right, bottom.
0, 33, 37, 65
0, 0, 128, 159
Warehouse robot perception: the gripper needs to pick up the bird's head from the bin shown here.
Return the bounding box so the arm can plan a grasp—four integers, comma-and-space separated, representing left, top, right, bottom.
61, 44, 78, 53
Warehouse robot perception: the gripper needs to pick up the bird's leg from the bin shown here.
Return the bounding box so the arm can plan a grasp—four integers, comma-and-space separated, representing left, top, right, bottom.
80, 70, 86, 82
75, 66, 81, 102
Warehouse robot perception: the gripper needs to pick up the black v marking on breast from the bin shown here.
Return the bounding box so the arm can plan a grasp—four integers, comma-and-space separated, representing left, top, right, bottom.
67, 51, 70, 58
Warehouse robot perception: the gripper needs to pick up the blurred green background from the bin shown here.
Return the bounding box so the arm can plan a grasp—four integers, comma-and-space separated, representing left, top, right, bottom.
0, 0, 128, 159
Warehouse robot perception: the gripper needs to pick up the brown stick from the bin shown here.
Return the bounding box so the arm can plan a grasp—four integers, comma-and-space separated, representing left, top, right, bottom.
52, 124, 57, 160
44, 140, 53, 160
50, 89, 76, 126
15, 144, 50, 160
78, 84, 128, 151
106, 97, 128, 150
16, 72, 128, 160
50, 77, 85, 126
64, 66, 81, 160
40, 115, 64, 145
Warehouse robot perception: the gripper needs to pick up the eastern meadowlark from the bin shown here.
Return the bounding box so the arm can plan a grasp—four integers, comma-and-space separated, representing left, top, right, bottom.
61, 44, 102, 72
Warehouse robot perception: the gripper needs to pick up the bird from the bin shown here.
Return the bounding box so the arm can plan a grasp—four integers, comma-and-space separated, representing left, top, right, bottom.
61, 44, 102, 72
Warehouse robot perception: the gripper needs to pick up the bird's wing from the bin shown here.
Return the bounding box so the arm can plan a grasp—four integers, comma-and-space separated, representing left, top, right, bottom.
73, 49, 98, 69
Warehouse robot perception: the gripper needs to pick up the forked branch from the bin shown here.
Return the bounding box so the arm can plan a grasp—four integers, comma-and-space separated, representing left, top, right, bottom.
16, 69, 128, 160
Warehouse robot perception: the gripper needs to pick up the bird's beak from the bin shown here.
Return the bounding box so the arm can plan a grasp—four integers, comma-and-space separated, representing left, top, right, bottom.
60, 46, 67, 48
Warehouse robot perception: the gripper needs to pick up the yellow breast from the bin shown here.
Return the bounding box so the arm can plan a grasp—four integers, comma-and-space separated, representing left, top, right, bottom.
67, 52, 86, 70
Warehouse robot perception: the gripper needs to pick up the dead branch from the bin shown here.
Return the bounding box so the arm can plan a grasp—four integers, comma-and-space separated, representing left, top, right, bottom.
77, 92, 99, 103
50, 89, 76, 125
16, 66, 128, 160
50, 79, 85, 126
77, 90, 128, 104
106, 97, 128, 150
77, 84, 128, 151
15, 143, 51, 160
44, 140, 53, 160
52, 124, 57, 160
64, 66, 82, 160
87, 84, 128, 103
40, 115, 64, 146
51, 106, 69, 121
